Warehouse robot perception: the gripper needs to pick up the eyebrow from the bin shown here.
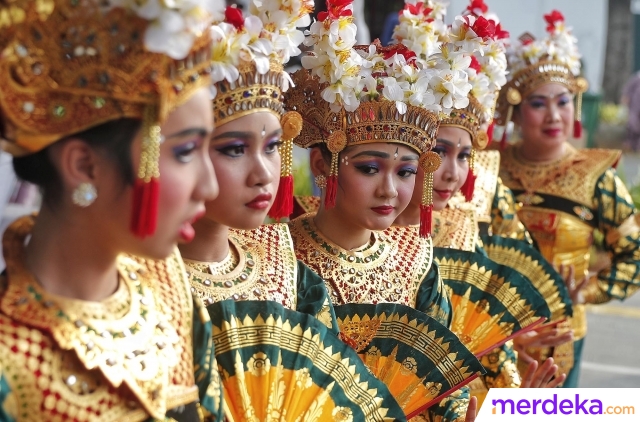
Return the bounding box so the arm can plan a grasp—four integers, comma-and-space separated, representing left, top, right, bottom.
165, 127, 208, 140
436, 138, 472, 149
352, 150, 418, 161
212, 128, 283, 141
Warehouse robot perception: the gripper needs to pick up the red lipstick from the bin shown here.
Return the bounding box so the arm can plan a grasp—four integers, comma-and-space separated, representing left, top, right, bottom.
543, 128, 562, 137
246, 193, 273, 210
371, 205, 394, 215
434, 189, 452, 200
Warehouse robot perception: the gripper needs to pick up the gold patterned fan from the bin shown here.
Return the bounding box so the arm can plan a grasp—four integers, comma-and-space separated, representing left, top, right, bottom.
334, 302, 484, 419
435, 248, 551, 357
480, 234, 573, 321
209, 300, 405, 422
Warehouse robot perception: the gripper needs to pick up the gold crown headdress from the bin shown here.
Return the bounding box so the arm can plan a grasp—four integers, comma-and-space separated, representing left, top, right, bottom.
287, 0, 474, 237
0, 0, 218, 238
209, 1, 313, 219
438, 0, 509, 201
495, 10, 588, 147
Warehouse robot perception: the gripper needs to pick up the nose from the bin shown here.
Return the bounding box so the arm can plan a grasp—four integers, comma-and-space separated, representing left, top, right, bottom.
375, 171, 398, 200
247, 153, 276, 187
440, 155, 459, 183
196, 152, 219, 202
546, 101, 561, 122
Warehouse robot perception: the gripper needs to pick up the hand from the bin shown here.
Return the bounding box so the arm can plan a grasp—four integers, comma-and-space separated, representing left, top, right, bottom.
465, 396, 478, 422
520, 358, 566, 388
558, 264, 589, 305
513, 329, 574, 364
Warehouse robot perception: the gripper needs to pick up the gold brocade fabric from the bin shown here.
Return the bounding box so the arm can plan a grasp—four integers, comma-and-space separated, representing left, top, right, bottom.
432, 207, 478, 252
288, 215, 432, 307
449, 150, 501, 224
499, 142, 626, 376
0, 216, 204, 421
184, 224, 297, 309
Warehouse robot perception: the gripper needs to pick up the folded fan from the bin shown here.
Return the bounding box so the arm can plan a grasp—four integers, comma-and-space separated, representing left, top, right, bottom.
334, 302, 484, 419
434, 248, 551, 357
209, 299, 406, 422
480, 234, 573, 321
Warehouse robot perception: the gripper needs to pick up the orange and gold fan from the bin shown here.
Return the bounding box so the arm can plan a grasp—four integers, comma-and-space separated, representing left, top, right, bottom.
209, 299, 405, 422
480, 234, 573, 322
434, 248, 551, 357
334, 302, 484, 420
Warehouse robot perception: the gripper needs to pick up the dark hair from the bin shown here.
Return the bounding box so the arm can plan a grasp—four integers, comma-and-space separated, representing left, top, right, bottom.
12, 118, 141, 207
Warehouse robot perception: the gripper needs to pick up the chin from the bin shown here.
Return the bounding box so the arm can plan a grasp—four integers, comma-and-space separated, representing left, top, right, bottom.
225, 215, 266, 231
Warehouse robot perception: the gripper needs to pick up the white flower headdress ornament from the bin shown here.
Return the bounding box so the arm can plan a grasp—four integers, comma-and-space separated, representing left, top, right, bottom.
285, 0, 478, 237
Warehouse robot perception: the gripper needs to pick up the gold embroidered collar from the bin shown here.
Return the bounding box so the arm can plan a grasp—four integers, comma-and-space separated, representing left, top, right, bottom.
500, 142, 584, 194
1, 216, 182, 419
289, 215, 432, 307
185, 224, 298, 308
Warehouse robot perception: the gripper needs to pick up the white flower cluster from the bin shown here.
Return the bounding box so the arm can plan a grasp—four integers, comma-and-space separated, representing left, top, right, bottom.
392, 0, 448, 59
110, 0, 225, 60
449, 14, 508, 118
301, 0, 472, 116
507, 12, 581, 79
209, 0, 313, 93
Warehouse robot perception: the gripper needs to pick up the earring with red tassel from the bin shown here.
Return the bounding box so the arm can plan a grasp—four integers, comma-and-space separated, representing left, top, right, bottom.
130, 106, 162, 238
418, 151, 442, 238
501, 87, 522, 150
573, 77, 589, 139
324, 130, 347, 209
268, 111, 303, 220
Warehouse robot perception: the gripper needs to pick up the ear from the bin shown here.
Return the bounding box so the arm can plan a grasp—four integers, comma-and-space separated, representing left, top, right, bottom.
49, 138, 100, 194
309, 147, 329, 178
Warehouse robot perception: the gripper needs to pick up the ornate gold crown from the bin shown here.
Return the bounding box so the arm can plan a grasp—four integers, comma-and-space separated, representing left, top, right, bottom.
212, 59, 286, 128
440, 95, 489, 150
285, 69, 439, 155
0, 0, 212, 156
495, 60, 588, 126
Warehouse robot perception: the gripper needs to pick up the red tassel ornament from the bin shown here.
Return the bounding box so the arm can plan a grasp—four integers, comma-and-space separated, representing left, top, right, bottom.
130, 107, 161, 238
325, 174, 338, 209
500, 126, 508, 150
573, 119, 582, 139
460, 168, 476, 202
268, 174, 294, 220
419, 204, 433, 239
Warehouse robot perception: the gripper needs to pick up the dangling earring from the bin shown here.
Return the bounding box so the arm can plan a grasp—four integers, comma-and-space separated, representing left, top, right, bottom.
314, 174, 327, 189
72, 182, 97, 207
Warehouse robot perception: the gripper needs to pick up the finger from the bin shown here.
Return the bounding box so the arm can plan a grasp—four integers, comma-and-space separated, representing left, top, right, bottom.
532, 358, 555, 388
465, 396, 478, 422
576, 276, 590, 291
521, 360, 538, 387
541, 331, 574, 347
539, 363, 559, 387
547, 373, 567, 389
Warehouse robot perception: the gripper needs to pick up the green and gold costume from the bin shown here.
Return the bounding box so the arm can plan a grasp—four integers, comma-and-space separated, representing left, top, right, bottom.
499, 142, 640, 386
0, 217, 222, 421
184, 224, 337, 332
289, 214, 468, 422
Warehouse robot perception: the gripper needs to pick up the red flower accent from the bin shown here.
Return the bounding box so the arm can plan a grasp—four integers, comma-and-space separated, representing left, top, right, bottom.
469, 55, 481, 73
522, 38, 533, 46
494, 22, 510, 40
382, 44, 417, 64
225, 5, 244, 29
403, 1, 432, 17
466, 0, 488, 16
544, 10, 564, 32
471, 16, 495, 39
318, 0, 353, 21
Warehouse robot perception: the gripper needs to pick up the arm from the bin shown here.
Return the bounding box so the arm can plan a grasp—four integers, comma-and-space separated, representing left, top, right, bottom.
193, 297, 224, 421
490, 178, 533, 245
587, 169, 640, 304
296, 261, 339, 334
